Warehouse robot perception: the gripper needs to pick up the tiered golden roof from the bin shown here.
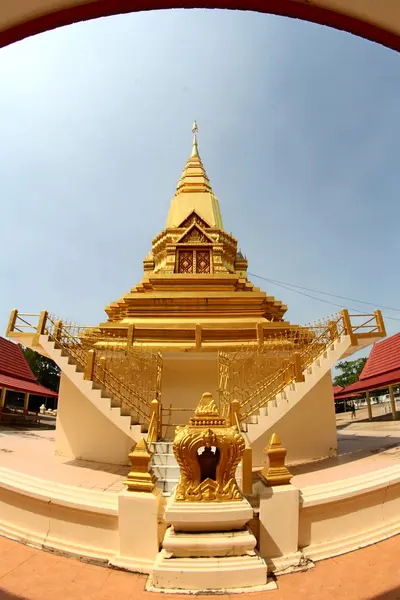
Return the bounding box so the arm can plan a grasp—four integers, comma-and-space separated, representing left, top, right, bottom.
98, 123, 301, 350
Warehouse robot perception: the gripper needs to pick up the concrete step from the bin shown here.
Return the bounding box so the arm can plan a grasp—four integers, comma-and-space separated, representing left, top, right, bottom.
152, 442, 174, 454
152, 453, 178, 466
153, 465, 180, 479
156, 479, 178, 495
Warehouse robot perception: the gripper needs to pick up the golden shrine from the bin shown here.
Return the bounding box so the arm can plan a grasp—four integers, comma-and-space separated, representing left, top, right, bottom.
173, 393, 245, 502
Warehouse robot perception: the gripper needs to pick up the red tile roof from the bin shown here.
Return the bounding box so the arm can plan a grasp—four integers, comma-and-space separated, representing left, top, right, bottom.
0, 336, 36, 382
0, 336, 57, 397
335, 332, 400, 396
335, 368, 400, 396
359, 332, 400, 380
0, 373, 58, 397
333, 385, 343, 395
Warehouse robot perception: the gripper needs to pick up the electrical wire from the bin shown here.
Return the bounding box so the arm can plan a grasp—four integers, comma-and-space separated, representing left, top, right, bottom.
249, 273, 400, 313
248, 272, 400, 322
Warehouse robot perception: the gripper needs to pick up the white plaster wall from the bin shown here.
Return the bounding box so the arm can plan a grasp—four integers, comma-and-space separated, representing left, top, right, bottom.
0, 468, 118, 561
299, 467, 400, 560
161, 352, 219, 437
55, 373, 133, 465
252, 372, 338, 468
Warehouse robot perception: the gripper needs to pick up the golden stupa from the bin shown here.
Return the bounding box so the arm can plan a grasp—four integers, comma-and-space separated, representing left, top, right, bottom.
97, 122, 301, 351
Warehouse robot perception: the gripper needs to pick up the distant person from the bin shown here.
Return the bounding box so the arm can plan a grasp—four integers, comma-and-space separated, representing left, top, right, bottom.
351, 403, 356, 419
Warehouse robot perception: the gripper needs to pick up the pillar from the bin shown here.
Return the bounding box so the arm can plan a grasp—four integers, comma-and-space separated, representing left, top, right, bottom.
366, 391, 372, 421
259, 485, 301, 572
0, 387, 7, 411
110, 488, 163, 574
23, 392, 30, 414
388, 385, 398, 420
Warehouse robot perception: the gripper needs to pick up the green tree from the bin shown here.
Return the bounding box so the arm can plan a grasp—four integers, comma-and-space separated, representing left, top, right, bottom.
333, 357, 367, 389
22, 346, 60, 393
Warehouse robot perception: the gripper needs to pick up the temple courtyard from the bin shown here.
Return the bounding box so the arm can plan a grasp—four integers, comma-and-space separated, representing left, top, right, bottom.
0, 410, 399, 492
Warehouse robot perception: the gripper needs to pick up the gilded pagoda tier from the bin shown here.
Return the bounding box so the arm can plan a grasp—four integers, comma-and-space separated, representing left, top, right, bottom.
97, 123, 302, 350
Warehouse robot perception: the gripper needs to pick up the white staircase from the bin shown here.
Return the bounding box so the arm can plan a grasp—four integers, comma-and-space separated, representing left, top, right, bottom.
39, 335, 143, 443
242, 335, 352, 448
151, 441, 179, 496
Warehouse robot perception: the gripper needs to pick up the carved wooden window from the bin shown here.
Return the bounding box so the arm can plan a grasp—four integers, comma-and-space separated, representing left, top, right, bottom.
179, 251, 194, 273
197, 250, 211, 273
177, 249, 212, 274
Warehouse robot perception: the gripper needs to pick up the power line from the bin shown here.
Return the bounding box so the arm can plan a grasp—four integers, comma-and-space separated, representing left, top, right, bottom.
248, 273, 400, 312
248, 272, 400, 322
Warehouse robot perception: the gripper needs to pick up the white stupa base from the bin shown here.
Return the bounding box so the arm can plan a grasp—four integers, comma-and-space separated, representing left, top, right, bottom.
165, 492, 253, 532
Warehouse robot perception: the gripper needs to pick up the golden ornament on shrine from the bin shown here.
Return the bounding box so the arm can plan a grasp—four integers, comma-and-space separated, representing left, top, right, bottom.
173, 392, 245, 502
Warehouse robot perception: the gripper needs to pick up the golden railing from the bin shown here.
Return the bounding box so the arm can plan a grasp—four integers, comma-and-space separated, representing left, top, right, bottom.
7, 310, 162, 426
218, 309, 385, 422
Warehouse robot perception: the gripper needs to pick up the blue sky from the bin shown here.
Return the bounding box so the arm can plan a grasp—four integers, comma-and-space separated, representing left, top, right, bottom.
0, 10, 399, 354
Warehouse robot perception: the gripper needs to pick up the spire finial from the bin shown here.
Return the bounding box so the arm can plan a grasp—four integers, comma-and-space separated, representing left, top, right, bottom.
191, 120, 199, 157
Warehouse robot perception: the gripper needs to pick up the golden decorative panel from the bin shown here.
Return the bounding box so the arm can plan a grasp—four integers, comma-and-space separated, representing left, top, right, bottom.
179, 226, 211, 244
196, 250, 211, 274
179, 211, 211, 230
178, 250, 194, 273
173, 392, 245, 502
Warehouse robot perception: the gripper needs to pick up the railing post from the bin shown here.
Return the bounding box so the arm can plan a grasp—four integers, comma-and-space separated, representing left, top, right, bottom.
293, 352, 305, 383
282, 359, 293, 385
32, 310, 48, 347
242, 446, 253, 495
256, 323, 264, 345
99, 356, 106, 384
127, 324, 135, 346
341, 309, 357, 346
230, 399, 241, 427
157, 400, 162, 439
328, 320, 338, 341
375, 310, 386, 337
54, 320, 63, 342
84, 349, 96, 381
6, 309, 18, 336
195, 324, 202, 350
149, 399, 160, 443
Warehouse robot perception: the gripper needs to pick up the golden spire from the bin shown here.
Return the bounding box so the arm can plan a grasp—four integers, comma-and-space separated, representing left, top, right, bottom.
191, 120, 199, 157
166, 122, 224, 230
175, 121, 212, 195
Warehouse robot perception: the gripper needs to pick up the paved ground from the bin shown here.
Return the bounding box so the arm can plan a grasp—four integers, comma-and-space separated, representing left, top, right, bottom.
0, 534, 399, 599
1, 410, 399, 492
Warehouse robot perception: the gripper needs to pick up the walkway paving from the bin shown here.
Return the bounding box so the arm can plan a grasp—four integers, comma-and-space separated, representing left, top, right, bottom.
2, 414, 400, 493
0, 534, 399, 599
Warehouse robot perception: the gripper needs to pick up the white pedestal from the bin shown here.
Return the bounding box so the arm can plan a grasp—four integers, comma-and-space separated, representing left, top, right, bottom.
259, 484, 302, 572
109, 488, 163, 574
151, 490, 268, 591
163, 525, 257, 557
152, 549, 267, 590
165, 494, 253, 532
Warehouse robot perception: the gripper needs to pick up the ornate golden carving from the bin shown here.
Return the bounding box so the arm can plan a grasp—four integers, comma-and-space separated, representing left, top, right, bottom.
178, 250, 194, 273
260, 433, 293, 486
125, 438, 157, 492
197, 250, 211, 273
179, 226, 210, 244
173, 392, 245, 502
179, 211, 211, 230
